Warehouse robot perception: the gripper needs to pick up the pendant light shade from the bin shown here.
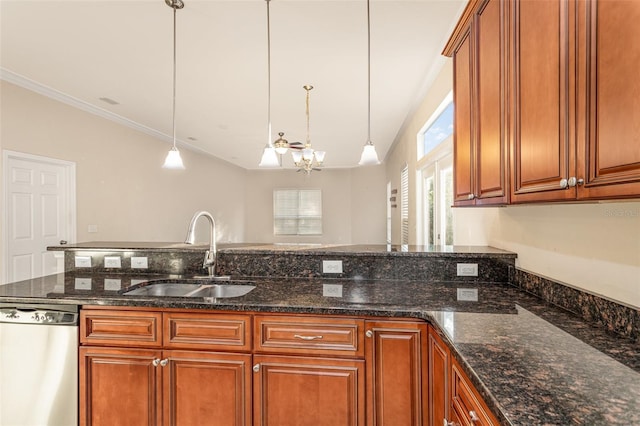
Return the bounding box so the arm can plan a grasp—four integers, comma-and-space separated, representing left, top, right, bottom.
162, 0, 185, 170
359, 0, 381, 166
258, 0, 280, 168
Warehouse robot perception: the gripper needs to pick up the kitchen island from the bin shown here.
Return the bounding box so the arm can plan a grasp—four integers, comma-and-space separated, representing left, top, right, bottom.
1, 244, 638, 425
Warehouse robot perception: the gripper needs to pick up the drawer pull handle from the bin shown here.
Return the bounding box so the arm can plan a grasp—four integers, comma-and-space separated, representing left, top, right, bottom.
293, 334, 323, 341
469, 410, 480, 423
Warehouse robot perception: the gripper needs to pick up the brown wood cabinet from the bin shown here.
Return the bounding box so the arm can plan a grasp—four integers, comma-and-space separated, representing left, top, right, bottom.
449, 0, 510, 207
427, 326, 498, 426
365, 320, 428, 426
80, 308, 252, 426
447, 0, 640, 205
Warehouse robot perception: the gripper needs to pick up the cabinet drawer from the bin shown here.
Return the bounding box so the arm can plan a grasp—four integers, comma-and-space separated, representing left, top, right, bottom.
451, 362, 498, 426
164, 312, 251, 351
80, 309, 162, 347
254, 315, 364, 357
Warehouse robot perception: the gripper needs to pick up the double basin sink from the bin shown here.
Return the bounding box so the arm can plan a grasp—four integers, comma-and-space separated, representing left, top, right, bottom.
120, 277, 255, 299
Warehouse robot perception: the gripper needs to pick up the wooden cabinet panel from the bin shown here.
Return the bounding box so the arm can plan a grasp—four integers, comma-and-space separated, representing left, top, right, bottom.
511, 0, 576, 202
577, 0, 640, 198
79, 346, 162, 426
80, 309, 162, 348
253, 354, 365, 426
163, 350, 252, 426
254, 315, 364, 357
475, 0, 509, 204
164, 312, 251, 351
428, 329, 450, 426
452, 0, 509, 206
451, 362, 499, 426
453, 29, 475, 205
365, 321, 428, 426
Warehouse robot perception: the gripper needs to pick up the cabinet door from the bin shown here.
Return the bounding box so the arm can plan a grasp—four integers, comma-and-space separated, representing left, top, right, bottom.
163, 350, 252, 426
365, 321, 428, 426
428, 328, 450, 426
253, 354, 365, 426
577, 0, 640, 199
474, 0, 509, 205
451, 362, 499, 426
80, 347, 162, 426
453, 28, 476, 206
511, 0, 577, 202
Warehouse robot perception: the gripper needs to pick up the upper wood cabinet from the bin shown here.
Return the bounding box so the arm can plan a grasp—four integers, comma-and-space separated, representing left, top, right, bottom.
447, 0, 510, 207
446, 0, 640, 204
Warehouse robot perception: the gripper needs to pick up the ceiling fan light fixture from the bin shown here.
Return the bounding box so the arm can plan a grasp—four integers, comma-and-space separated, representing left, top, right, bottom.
259, 144, 280, 168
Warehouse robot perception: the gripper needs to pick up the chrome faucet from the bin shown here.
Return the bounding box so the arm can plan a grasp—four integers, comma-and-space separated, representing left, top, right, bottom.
184, 211, 217, 276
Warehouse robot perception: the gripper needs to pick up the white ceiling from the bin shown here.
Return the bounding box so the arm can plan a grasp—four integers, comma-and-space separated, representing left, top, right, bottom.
0, 0, 465, 170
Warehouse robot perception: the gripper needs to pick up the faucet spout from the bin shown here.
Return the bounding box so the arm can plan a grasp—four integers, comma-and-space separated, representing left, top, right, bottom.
184, 211, 217, 276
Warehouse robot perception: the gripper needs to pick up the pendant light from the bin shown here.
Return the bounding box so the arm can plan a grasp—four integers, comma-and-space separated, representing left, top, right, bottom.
258, 0, 281, 168
162, 0, 186, 169
359, 0, 381, 166
292, 85, 325, 174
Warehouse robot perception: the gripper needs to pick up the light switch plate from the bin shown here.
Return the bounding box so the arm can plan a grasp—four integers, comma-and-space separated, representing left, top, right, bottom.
131, 257, 148, 269
74, 256, 92, 268
456, 263, 478, 277
104, 256, 121, 268
322, 260, 343, 274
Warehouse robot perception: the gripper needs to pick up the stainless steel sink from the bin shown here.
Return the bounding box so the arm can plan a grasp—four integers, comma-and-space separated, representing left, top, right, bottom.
121, 281, 256, 298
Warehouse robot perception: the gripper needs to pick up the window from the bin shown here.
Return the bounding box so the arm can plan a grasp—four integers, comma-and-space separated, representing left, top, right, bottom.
417, 92, 454, 246
400, 165, 409, 245
418, 92, 454, 160
273, 189, 322, 235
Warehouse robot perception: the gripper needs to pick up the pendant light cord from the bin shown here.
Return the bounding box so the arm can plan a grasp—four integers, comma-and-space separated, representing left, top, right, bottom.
367, 0, 371, 145
266, 0, 272, 145
172, 2, 178, 148
305, 86, 312, 146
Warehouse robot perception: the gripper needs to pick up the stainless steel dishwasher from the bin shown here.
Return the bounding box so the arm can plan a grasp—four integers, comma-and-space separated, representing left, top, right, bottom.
0, 304, 78, 426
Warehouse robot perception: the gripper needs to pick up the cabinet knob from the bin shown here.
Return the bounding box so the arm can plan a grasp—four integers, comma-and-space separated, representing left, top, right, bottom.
467, 194, 475, 200
469, 410, 480, 423
160, 358, 168, 367
365, 330, 374, 338
559, 178, 568, 189
444, 420, 458, 426
152, 358, 160, 367
253, 364, 260, 373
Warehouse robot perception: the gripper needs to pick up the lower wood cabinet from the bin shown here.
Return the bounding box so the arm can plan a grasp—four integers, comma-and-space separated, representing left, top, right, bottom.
365, 320, 428, 426
252, 354, 365, 426
79, 307, 498, 426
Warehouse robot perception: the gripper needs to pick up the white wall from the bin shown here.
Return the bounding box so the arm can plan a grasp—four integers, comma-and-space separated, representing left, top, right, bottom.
385, 60, 640, 309
244, 165, 386, 244
0, 81, 248, 245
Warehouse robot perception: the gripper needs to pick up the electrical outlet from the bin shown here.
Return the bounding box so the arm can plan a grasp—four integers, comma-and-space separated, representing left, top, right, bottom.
322, 284, 343, 297
456, 263, 478, 277
104, 256, 121, 268
74, 256, 92, 268
131, 257, 148, 269
322, 260, 343, 274
457, 288, 478, 301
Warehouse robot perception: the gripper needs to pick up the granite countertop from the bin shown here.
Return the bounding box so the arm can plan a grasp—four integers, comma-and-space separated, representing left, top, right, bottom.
48, 241, 518, 258
0, 273, 637, 425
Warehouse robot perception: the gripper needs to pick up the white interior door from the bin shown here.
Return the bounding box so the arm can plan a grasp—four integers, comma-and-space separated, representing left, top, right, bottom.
3, 151, 76, 283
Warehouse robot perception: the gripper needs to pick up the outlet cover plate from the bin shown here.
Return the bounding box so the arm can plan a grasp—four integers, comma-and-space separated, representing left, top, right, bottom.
456, 263, 478, 277
131, 257, 149, 269
322, 260, 343, 274
74, 256, 92, 268
104, 256, 121, 268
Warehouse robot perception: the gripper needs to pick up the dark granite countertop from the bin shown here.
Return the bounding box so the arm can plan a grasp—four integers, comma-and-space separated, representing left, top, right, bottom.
48, 242, 517, 258
0, 273, 637, 426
